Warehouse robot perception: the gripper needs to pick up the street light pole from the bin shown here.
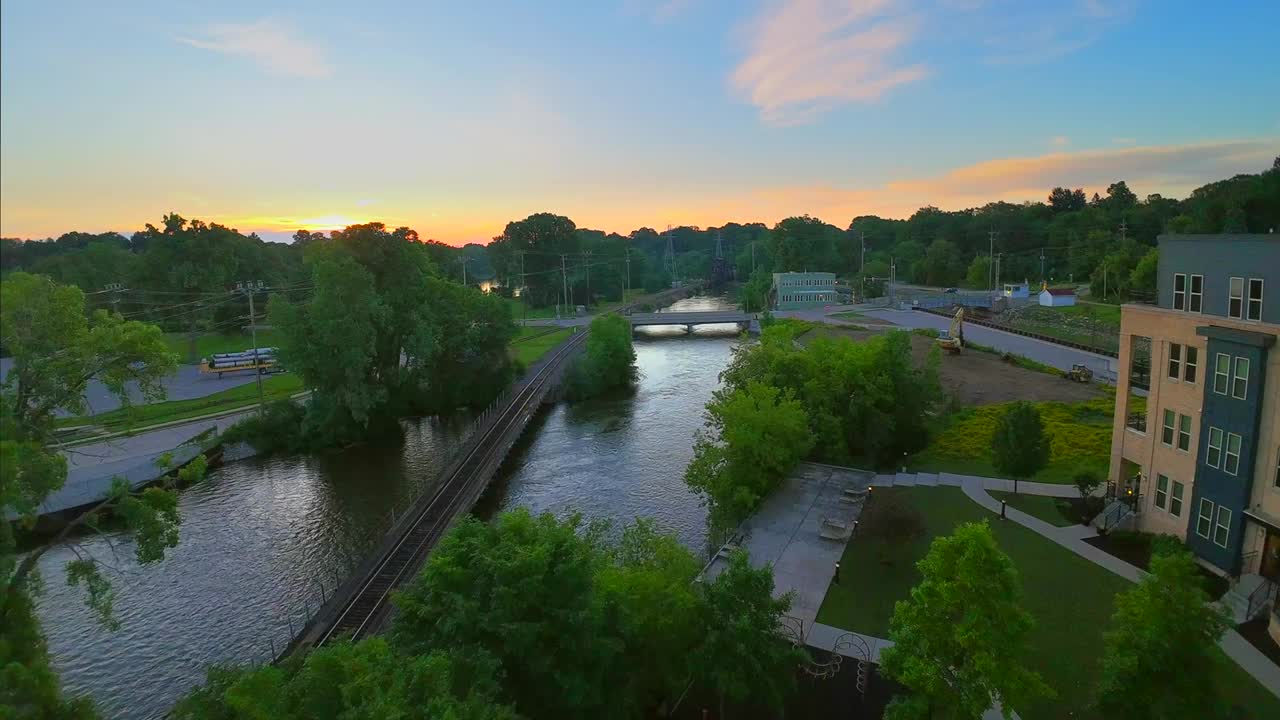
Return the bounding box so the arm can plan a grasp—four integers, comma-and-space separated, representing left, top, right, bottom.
235, 280, 267, 415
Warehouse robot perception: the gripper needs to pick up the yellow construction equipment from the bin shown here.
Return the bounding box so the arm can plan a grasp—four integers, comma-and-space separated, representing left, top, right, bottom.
936, 308, 965, 354
1064, 363, 1094, 383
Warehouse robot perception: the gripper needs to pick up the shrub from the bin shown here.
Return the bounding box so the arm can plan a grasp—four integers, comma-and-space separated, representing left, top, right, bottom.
566, 314, 636, 401
220, 400, 307, 455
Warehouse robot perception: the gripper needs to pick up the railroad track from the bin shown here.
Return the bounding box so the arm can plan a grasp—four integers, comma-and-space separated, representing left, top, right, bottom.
314, 330, 587, 645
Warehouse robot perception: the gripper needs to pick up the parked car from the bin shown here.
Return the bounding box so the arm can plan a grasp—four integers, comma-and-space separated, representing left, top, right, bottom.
943, 287, 958, 293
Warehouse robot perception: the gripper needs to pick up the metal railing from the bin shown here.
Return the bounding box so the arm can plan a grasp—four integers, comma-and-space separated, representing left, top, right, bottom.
1125, 412, 1147, 433
1246, 576, 1279, 622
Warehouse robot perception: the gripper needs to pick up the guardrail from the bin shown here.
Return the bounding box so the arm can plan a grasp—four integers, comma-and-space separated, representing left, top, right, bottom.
914, 306, 1119, 358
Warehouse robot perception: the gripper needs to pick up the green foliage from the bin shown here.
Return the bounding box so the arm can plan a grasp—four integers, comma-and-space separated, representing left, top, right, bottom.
1096, 550, 1231, 719
990, 401, 1049, 483
172, 639, 518, 720
718, 327, 940, 468
739, 267, 772, 312
567, 314, 636, 401
389, 509, 797, 718
768, 216, 843, 273
684, 381, 813, 530
965, 255, 992, 288
881, 521, 1052, 719
0, 587, 96, 720
1128, 247, 1158, 296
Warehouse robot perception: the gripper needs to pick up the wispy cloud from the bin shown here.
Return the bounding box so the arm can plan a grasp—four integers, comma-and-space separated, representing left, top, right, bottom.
1050, 135, 1070, 148
732, 0, 1134, 125
732, 0, 927, 126
179, 19, 331, 78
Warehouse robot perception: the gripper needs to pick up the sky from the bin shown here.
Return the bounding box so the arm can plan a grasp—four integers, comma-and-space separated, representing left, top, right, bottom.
2, 0, 1278, 245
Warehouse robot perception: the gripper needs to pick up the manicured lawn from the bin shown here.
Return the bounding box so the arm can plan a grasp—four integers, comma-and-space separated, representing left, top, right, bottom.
62, 373, 303, 433
163, 331, 278, 362
510, 328, 573, 366
816, 487, 1280, 719
988, 490, 1077, 527
830, 311, 867, 321
909, 395, 1114, 484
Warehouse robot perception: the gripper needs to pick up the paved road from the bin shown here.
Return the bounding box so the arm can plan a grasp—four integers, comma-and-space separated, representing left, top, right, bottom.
0, 358, 262, 416
20, 410, 255, 518
851, 307, 1118, 380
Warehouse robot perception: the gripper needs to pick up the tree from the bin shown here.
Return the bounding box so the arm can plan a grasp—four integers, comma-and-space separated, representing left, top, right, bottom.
1128, 247, 1158, 298
964, 255, 991, 289
881, 522, 1051, 719
567, 314, 635, 400
173, 639, 518, 720
1, 273, 195, 717
990, 402, 1048, 493
768, 216, 840, 273
684, 381, 813, 531
1105, 181, 1139, 211
1073, 471, 1104, 519
1047, 187, 1087, 213
490, 213, 578, 308
921, 239, 963, 286
690, 550, 803, 716
1095, 550, 1231, 719
739, 268, 772, 312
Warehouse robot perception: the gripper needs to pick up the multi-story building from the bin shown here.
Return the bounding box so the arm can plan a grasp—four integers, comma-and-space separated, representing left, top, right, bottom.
772, 271, 837, 310
1109, 234, 1279, 588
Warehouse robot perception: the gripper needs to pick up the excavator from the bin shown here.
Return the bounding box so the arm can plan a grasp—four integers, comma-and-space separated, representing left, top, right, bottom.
936, 307, 965, 354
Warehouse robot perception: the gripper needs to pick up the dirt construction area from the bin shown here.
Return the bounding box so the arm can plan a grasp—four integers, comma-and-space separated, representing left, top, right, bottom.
800, 324, 1103, 407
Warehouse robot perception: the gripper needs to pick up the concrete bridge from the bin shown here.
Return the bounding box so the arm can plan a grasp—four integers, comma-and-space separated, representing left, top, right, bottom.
627, 310, 753, 333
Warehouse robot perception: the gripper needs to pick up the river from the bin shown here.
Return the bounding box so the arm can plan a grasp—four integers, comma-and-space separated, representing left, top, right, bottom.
33, 294, 740, 718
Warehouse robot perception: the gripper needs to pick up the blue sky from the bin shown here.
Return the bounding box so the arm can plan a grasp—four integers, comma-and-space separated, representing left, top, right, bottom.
2, 0, 1277, 243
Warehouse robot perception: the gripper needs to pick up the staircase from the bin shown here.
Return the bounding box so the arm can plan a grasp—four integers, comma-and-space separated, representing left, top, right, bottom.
1091, 499, 1134, 532
1222, 574, 1279, 624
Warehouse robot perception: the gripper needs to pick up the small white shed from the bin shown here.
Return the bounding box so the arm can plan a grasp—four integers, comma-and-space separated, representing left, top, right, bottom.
1039, 287, 1077, 307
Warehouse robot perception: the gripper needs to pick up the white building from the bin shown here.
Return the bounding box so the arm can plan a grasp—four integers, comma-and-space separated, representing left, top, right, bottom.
1003, 281, 1030, 299
1039, 286, 1077, 307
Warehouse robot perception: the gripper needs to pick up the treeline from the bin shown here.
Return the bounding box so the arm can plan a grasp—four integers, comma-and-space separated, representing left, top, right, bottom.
174, 510, 801, 719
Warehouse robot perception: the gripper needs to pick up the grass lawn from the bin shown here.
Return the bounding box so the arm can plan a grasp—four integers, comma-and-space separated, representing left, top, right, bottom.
1003, 304, 1120, 353
62, 373, 303, 433
815, 487, 1280, 719
830, 311, 867, 321
511, 328, 573, 366
163, 331, 278, 362
988, 490, 1077, 527
909, 395, 1114, 484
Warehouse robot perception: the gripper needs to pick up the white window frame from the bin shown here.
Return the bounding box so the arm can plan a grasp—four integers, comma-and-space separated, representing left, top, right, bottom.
1183, 346, 1198, 384
1161, 409, 1176, 447
1189, 274, 1203, 313
1154, 474, 1169, 510
1206, 427, 1223, 468
1228, 276, 1244, 319
1213, 353, 1230, 395
1224, 432, 1242, 476
1170, 481, 1184, 517
1196, 499, 1213, 538
1232, 356, 1249, 400
1173, 273, 1186, 310
1247, 278, 1263, 322
1213, 506, 1231, 548
1177, 414, 1192, 452
1167, 343, 1182, 381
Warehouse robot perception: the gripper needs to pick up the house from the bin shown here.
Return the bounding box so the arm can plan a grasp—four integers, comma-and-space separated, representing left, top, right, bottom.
1003, 281, 1030, 299
1038, 285, 1076, 307
772, 272, 837, 310
1107, 234, 1279, 619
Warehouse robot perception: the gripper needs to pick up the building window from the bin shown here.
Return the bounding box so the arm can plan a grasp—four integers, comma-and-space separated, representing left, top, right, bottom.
1232, 357, 1249, 400
1214, 506, 1231, 548
1184, 346, 1198, 383
1225, 432, 1242, 476
1171, 481, 1184, 517
1161, 409, 1176, 446
1173, 273, 1186, 310
1197, 499, 1213, 538
1206, 427, 1223, 468
1213, 353, 1230, 395
1229, 277, 1244, 319
1247, 279, 1263, 321
1167, 343, 1181, 380
1177, 414, 1192, 452
1190, 275, 1203, 312
1155, 475, 1169, 510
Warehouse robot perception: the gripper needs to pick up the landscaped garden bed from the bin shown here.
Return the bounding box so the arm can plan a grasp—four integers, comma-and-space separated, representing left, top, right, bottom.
1083, 530, 1230, 599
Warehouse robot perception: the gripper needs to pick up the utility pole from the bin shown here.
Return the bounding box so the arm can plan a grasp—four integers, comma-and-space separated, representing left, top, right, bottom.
105, 282, 125, 314
623, 249, 631, 302
988, 229, 997, 293
859, 230, 867, 276
1119, 218, 1128, 243
1040, 248, 1045, 281
518, 250, 526, 325
751, 241, 757, 272
995, 253, 1003, 292
560, 254, 569, 317
583, 250, 592, 307
665, 226, 676, 281
458, 256, 468, 286
235, 280, 267, 415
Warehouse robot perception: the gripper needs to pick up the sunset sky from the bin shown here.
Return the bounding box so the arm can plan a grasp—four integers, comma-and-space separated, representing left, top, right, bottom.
2, 0, 1277, 245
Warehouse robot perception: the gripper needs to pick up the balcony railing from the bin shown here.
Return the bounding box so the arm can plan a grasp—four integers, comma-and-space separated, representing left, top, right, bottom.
1125, 412, 1147, 433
